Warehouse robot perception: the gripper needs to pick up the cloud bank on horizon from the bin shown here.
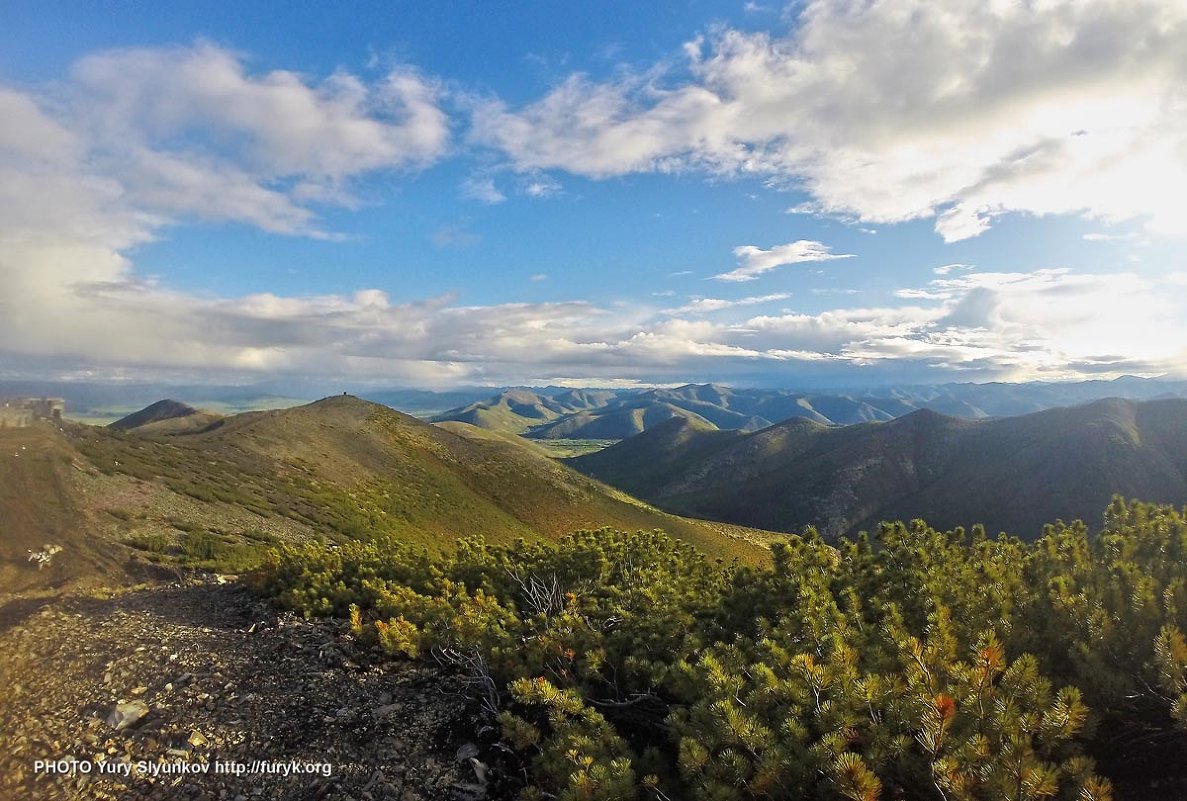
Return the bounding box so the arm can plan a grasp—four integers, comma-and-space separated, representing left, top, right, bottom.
2, 0, 1186, 388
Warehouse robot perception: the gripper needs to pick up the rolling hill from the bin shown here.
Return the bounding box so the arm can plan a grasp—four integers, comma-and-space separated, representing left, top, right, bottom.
431, 384, 894, 439
428, 387, 616, 434
108, 398, 224, 434
571, 397, 1187, 539
1, 396, 771, 595
526, 402, 724, 439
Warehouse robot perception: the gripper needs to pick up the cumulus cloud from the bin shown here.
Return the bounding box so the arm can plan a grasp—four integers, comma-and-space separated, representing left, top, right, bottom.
0, 44, 461, 385
715, 240, 853, 281
23, 42, 450, 237
472, 0, 1187, 240
4, 38, 1186, 387
2, 209, 1185, 384
73, 43, 448, 179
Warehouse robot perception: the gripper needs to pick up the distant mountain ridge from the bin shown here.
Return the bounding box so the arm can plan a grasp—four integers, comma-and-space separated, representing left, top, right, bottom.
430, 377, 1187, 439
571, 397, 1187, 540
433, 387, 618, 433
7, 376, 1187, 431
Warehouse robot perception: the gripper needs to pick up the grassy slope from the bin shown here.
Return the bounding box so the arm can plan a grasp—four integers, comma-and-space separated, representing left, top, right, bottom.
573, 398, 1187, 540
69, 396, 770, 563
0, 426, 129, 593
442, 384, 912, 440
429, 388, 609, 435
109, 399, 202, 431
568, 416, 745, 497
527, 402, 722, 440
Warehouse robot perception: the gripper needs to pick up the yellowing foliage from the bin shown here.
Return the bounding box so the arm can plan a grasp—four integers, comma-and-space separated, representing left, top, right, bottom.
254, 499, 1187, 800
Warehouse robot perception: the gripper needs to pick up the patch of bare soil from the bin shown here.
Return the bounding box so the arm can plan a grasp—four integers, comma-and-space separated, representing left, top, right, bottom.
0, 580, 490, 801
0, 426, 129, 595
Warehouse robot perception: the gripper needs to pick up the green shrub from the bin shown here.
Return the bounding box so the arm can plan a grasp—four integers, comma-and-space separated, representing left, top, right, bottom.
251, 500, 1187, 800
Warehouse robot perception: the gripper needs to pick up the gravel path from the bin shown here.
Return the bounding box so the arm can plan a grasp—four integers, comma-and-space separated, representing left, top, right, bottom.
0, 581, 488, 801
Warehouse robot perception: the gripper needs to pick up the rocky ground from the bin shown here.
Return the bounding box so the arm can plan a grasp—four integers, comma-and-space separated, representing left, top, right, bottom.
0, 580, 492, 801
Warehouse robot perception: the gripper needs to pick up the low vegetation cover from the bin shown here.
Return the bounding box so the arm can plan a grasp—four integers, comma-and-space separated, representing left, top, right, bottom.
251, 498, 1187, 800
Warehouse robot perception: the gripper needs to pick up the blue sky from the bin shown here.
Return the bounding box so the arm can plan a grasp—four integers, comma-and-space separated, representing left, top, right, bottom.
1, 1, 1184, 388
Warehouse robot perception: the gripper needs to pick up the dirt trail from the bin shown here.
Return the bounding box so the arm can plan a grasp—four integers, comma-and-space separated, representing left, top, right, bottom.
0, 580, 489, 801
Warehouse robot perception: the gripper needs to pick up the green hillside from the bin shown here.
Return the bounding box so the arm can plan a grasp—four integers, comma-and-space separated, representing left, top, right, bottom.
1, 397, 771, 594
0, 426, 130, 594
428, 379, 1187, 443
108, 398, 224, 435
527, 402, 723, 439
429, 387, 615, 434
573, 398, 1187, 539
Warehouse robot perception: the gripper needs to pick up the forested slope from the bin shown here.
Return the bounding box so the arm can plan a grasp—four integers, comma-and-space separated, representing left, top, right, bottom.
573, 398, 1187, 539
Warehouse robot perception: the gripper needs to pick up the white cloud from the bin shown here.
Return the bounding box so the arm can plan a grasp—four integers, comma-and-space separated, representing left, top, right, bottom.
472, 1, 1187, 241
933, 263, 972, 276
530, 273, 549, 282
25, 42, 451, 237
2, 199, 1185, 385
521, 174, 562, 198
0, 46, 462, 386
4, 39, 1186, 387
0, 89, 82, 163
73, 43, 448, 179
118, 148, 321, 235
460, 175, 506, 204
733, 269, 1187, 378
715, 240, 853, 282
668, 293, 791, 314
1083, 232, 1140, 242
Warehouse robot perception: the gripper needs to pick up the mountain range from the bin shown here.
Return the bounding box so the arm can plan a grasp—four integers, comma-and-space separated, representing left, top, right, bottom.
430, 377, 1187, 439
9, 375, 1187, 433
571, 397, 1187, 540
9, 383, 1187, 597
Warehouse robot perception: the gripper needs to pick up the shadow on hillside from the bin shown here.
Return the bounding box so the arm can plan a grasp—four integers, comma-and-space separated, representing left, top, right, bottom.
0, 557, 212, 635
64, 580, 267, 635
0, 595, 54, 635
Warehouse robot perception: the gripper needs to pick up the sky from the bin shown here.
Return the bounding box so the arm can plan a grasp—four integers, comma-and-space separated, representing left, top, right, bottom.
2, 0, 1186, 390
